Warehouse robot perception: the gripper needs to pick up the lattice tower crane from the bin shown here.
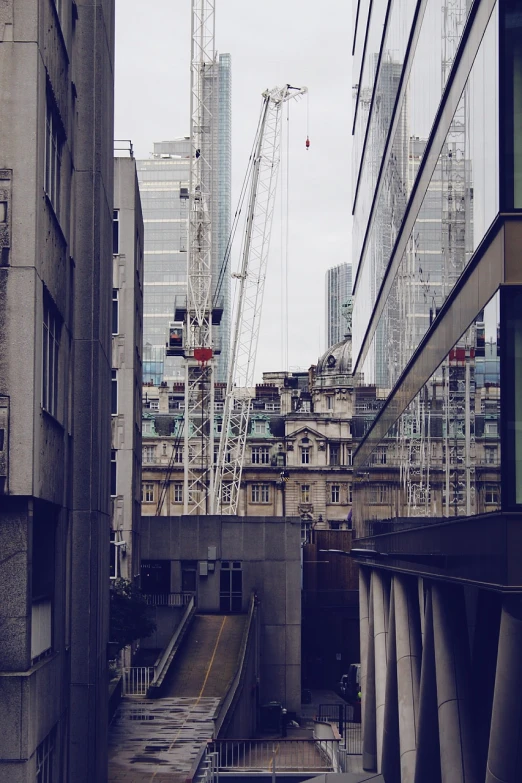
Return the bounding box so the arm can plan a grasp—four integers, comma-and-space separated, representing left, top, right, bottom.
213, 85, 307, 515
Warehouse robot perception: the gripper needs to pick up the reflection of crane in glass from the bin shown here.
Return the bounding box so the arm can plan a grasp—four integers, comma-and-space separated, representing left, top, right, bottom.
214, 85, 307, 514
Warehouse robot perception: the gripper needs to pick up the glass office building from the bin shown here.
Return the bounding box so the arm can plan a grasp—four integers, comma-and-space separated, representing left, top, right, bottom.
351, 2, 522, 779
325, 262, 352, 349
137, 54, 231, 384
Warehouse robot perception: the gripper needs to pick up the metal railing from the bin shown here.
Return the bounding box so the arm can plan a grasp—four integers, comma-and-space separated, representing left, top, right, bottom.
143, 592, 193, 607
317, 704, 362, 757
122, 666, 153, 696
209, 739, 339, 773
148, 596, 196, 697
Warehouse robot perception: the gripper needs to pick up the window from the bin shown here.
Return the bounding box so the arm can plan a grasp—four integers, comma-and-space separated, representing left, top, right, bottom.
348, 484, 353, 503
252, 446, 271, 464
485, 421, 498, 435
485, 447, 498, 465
173, 447, 183, 463
141, 560, 170, 594
42, 295, 61, 418
485, 484, 500, 504
45, 99, 63, 215
369, 484, 388, 504
142, 420, 153, 434
253, 419, 268, 435
111, 369, 118, 415
301, 447, 310, 465
149, 400, 159, 411
326, 396, 333, 410
173, 483, 183, 503
110, 450, 117, 496
330, 444, 340, 466
113, 210, 120, 254
251, 483, 270, 503
331, 484, 340, 503
142, 482, 154, 503
301, 484, 310, 503
373, 447, 387, 465
112, 289, 119, 334
143, 445, 156, 464
36, 726, 57, 783
347, 448, 353, 466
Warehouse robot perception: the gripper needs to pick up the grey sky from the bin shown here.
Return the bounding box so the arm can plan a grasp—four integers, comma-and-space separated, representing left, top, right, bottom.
115, 0, 352, 378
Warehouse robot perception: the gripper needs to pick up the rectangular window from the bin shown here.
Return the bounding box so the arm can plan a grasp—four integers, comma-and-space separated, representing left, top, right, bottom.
149, 400, 159, 411
113, 210, 120, 254
330, 444, 340, 466
485, 447, 498, 465
142, 420, 153, 434
42, 295, 61, 418
301, 484, 310, 503
112, 289, 119, 334
301, 447, 310, 465
347, 448, 353, 466
45, 99, 62, 215
348, 484, 353, 503
326, 396, 333, 410
142, 482, 154, 503
36, 725, 57, 783
251, 483, 270, 503
173, 483, 183, 503
331, 484, 340, 503
253, 420, 267, 435
111, 450, 117, 496
111, 369, 118, 415
485, 484, 500, 504
252, 446, 271, 464
143, 445, 156, 463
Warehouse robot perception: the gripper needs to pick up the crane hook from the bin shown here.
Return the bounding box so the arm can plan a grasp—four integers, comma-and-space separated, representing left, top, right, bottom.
305, 136, 310, 150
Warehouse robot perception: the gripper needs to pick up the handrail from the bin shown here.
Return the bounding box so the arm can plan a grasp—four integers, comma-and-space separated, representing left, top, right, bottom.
213, 592, 257, 737
147, 595, 195, 697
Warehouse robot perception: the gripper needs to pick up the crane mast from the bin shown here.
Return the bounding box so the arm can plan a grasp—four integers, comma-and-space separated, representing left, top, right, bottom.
183, 0, 218, 514
214, 85, 307, 515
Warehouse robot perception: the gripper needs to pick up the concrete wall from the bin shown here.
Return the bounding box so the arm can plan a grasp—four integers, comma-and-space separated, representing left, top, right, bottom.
0, 0, 115, 780
140, 515, 302, 713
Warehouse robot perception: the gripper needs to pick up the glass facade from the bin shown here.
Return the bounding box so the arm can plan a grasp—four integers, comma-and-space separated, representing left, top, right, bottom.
325, 262, 352, 349
352, 1, 522, 539
137, 53, 231, 385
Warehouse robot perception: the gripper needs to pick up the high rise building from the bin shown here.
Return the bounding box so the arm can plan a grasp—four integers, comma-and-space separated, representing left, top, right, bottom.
325, 262, 352, 349
0, 2, 115, 780
137, 53, 231, 385
111, 153, 144, 595
351, 2, 522, 779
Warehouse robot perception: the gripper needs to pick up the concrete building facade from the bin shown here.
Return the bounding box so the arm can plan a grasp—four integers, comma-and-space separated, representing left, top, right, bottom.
352, 1, 522, 780
112, 154, 144, 586
325, 262, 352, 350
0, 1, 115, 780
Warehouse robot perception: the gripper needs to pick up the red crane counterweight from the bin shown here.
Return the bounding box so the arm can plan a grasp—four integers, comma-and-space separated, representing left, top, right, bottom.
305, 136, 310, 150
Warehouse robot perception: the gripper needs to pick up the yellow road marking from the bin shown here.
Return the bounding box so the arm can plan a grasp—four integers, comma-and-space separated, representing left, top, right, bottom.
151, 616, 228, 781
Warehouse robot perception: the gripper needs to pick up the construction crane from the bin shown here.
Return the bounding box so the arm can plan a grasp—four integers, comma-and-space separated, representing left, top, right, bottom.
214, 84, 307, 515
166, 0, 221, 515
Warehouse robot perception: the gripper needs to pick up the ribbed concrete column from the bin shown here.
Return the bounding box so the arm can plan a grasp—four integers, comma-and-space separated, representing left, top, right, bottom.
363, 573, 377, 771
359, 566, 370, 743
381, 579, 400, 783
372, 570, 390, 771
414, 587, 441, 783
395, 574, 422, 782
485, 596, 522, 782
432, 583, 478, 783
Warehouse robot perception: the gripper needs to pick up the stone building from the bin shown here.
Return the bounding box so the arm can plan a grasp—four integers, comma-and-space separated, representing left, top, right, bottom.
140, 336, 356, 532
111, 154, 144, 587
0, 2, 115, 781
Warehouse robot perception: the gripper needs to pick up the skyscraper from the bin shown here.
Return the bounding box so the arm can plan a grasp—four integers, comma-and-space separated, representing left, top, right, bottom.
351, 2, 522, 779
325, 262, 352, 349
137, 53, 231, 384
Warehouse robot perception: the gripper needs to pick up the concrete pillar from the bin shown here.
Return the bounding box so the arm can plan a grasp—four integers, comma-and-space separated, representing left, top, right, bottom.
359, 566, 370, 745
432, 583, 478, 783
381, 579, 400, 782
372, 570, 390, 771
395, 574, 422, 782
414, 587, 441, 783
363, 573, 377, 771
485, 596, 522, 782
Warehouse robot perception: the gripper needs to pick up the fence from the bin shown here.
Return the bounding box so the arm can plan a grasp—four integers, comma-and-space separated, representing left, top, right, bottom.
209, 739, 339, 773
122, 666, 153, 696
143, 592, 193, 607
317, 704, 362, 756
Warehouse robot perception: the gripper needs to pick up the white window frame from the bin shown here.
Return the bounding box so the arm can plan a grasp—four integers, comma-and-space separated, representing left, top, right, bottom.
251, 483, 270, 504
301, 484, 310, 503
252, 445, 271, 465
330, 484, 340, 503
143, 482, 155, 503
173, 483, 183, 503
253, 420, 267, 435
143, 445, 156, 463
301, 447, 310, 465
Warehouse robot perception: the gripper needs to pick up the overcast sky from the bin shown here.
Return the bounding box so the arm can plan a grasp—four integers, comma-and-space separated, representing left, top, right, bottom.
115, 0, 352, 378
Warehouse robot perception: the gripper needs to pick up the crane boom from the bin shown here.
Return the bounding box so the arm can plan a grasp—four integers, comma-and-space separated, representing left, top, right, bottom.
214, 85, 307, 515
